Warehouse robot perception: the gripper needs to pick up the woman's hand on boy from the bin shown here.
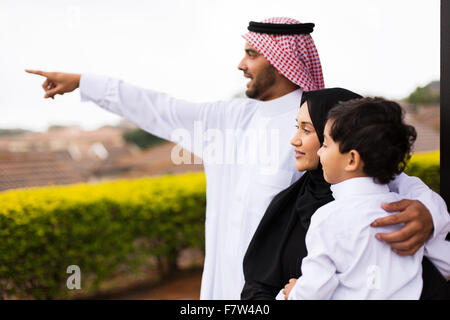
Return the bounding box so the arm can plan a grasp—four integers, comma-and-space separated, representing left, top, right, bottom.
370, 199, 433, 256
283, 278, 297, 300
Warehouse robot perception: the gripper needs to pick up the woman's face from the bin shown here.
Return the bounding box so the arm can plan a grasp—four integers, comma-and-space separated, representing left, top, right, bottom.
290, 102, 321, 171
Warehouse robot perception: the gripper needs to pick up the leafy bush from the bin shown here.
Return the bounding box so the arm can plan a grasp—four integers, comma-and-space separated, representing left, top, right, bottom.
0, 172, 206, 299
405, 150, 440, 193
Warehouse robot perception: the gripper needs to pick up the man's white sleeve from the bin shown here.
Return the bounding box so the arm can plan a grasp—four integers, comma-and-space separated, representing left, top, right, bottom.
275, 289, 286, 300
287, 220, 339, 300
388, 173, 450, 238
424, 237, 450, 279
79, 73, 248, 156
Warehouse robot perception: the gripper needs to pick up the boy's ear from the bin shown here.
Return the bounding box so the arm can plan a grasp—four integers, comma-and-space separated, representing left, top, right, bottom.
344, 149, 363, 172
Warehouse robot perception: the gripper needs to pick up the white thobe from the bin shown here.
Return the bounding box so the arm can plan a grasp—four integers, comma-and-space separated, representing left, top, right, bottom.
79, 74, 450, 299
277, 177, 450, 300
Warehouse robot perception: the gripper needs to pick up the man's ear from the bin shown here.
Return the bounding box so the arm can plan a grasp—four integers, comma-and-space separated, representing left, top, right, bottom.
344, 149, 363, 172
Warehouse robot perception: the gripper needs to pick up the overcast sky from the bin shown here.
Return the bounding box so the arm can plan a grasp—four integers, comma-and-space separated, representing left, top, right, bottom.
0, 0, 440, 131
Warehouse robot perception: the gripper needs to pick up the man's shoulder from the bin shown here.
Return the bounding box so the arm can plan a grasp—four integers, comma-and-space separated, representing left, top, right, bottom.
220, 97, 259, 114
204, 98, 259, 127
222, 97, 258, 107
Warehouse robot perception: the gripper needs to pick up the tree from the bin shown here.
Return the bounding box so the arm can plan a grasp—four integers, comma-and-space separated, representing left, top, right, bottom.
406, 81, 440, 106
122, 128, 164, 149
0, 129, 30, 136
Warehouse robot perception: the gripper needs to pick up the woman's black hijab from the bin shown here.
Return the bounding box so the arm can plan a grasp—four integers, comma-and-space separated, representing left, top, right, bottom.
241, 88, 362, 299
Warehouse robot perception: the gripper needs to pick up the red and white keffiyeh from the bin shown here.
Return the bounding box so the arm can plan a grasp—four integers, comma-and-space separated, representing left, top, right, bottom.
242, 17, 325, 91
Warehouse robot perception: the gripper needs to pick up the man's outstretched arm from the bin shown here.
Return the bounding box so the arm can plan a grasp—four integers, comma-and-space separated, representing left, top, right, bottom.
25, 70, 251, 156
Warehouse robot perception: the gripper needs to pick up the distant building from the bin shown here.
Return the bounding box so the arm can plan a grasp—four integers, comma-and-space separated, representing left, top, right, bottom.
0, 126, 203, 191
0, 151, 85, 191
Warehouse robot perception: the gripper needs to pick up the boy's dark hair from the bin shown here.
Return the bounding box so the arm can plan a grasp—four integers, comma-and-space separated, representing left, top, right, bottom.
326, 97, 417, 184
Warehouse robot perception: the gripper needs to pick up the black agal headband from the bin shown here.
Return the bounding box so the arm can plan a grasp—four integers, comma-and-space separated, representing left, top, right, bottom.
247, 21, 315, 35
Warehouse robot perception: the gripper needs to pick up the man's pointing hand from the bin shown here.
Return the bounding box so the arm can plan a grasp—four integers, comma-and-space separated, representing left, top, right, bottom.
25, 70, 81, 99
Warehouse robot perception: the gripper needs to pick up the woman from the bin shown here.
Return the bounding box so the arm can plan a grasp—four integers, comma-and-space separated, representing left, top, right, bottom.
241, 88, 450, 300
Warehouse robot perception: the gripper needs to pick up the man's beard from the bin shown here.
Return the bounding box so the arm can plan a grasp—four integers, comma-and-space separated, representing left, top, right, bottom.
245, 64, 277, 100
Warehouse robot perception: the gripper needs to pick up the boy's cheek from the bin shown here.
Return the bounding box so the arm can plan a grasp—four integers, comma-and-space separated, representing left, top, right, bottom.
320, 157, 332, 182
320, 154, 328, 170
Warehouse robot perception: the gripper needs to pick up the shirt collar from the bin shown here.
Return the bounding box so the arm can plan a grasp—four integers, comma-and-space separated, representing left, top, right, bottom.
257, 89, 303, 116
330, 177, 390, 200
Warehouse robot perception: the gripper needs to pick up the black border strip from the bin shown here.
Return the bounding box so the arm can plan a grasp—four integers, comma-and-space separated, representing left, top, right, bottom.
441, 0, 449, 207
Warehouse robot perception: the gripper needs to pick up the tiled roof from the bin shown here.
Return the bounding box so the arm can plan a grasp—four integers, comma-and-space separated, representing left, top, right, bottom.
112, 142, 204, 179
0, 151, 85, 192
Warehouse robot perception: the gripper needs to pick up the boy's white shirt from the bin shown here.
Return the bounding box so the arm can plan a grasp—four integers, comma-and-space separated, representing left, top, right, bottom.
79, 73, 450, 299
276, 177, 450, 300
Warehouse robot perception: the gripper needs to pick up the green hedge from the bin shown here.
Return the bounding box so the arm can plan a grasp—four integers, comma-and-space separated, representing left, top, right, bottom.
0, 151, 440, 299
0, 172, 206, 299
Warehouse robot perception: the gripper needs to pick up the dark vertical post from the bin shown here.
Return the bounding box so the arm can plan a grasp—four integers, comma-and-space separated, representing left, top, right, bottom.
441, 0, 450, 207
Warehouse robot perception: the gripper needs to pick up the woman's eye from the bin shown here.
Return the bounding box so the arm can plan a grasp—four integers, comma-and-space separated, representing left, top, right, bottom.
302, 128, 310, 133
295, 125, 299, 129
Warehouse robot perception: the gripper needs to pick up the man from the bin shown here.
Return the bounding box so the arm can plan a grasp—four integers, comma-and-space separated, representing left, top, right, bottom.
26, 17, 449, 299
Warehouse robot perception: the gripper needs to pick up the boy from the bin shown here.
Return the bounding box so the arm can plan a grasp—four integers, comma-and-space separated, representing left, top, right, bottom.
279, 97, 450, 299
